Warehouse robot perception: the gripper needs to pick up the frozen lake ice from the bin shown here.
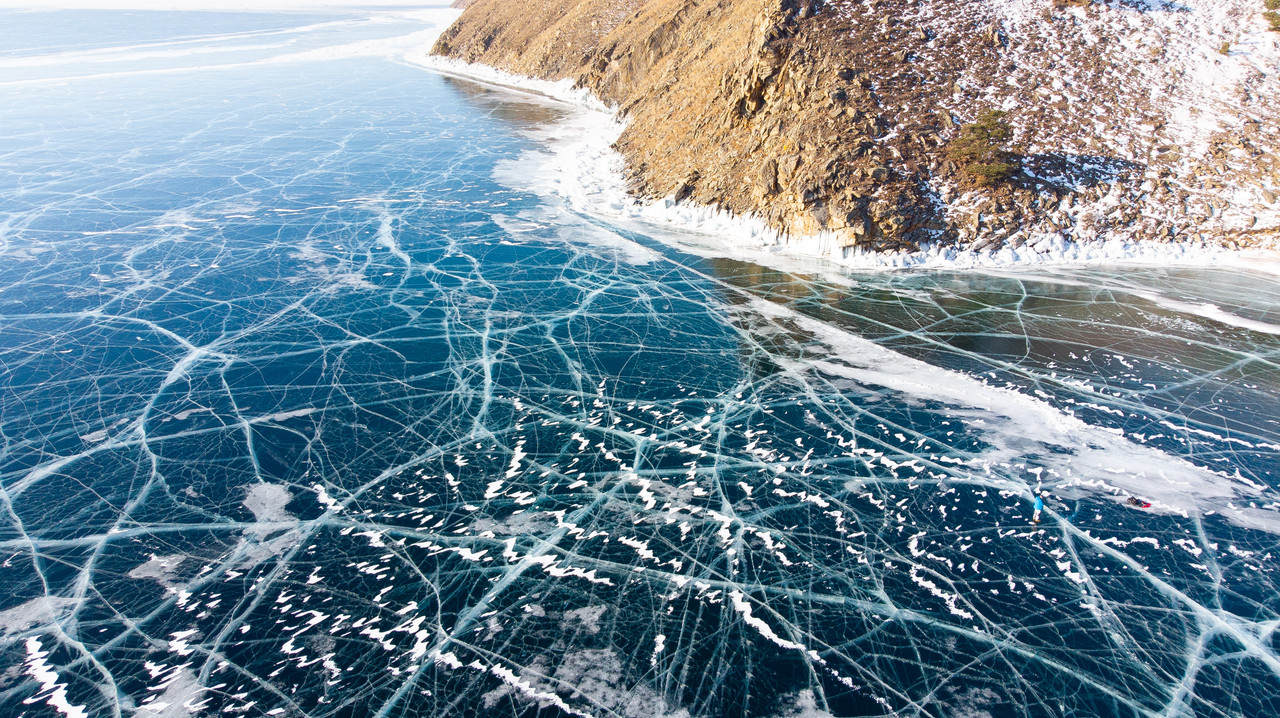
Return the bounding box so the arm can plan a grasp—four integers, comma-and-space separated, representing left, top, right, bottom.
2, 7, 1280, 718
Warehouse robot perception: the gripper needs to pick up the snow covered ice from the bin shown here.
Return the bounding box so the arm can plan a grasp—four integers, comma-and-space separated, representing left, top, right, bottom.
2, 6, 1280, 718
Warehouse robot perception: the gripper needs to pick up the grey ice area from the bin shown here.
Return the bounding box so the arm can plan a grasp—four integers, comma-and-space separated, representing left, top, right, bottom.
1, 7, 1280, 718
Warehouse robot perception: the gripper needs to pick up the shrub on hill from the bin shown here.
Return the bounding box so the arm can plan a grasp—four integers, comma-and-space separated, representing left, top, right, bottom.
947, 110, 1018, 187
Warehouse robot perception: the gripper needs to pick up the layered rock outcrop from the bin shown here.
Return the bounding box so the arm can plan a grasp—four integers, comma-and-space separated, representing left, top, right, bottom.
434, 0, 1280, 253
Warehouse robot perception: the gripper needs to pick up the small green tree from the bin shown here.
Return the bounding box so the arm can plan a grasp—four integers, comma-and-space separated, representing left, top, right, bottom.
1267, 0, 1280, 32
948, 110, 1017, 186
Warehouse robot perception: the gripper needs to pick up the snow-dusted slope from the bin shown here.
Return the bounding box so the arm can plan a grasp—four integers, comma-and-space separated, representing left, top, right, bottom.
911, 0, 1280, 239
435, 0, 1280, 261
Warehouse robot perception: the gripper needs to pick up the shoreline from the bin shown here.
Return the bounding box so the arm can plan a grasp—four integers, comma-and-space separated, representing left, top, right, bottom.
409, 53, 1280, 275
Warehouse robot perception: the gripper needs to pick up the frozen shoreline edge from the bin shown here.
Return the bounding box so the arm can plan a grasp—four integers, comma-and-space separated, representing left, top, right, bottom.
410, 53, 1280, 275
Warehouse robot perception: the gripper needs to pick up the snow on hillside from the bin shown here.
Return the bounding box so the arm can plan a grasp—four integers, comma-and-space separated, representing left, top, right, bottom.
823, 0, 1280, 243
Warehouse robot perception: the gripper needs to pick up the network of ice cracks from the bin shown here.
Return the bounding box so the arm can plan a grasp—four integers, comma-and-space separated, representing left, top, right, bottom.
3, 51, 1280, 718
4, 196, 1280, 718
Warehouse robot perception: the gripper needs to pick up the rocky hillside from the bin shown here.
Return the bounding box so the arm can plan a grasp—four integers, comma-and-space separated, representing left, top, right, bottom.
433, 0, 1280, 254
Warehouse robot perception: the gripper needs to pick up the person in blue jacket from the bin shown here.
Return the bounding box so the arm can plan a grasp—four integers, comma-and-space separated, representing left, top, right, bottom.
1032, 492, 1045, 524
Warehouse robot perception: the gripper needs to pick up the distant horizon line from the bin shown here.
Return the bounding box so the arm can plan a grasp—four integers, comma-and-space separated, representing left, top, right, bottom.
0, 1, 454, 11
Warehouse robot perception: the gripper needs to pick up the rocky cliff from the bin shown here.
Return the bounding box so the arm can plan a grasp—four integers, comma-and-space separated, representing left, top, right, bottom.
433, 0, 1280, 254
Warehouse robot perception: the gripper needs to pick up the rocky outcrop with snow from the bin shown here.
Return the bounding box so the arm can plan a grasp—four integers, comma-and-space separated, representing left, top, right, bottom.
434, 0, 1280, 257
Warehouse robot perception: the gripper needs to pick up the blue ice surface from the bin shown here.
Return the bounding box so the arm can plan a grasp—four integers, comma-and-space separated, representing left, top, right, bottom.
0, 10, 344, 58
1, 9, 1279, 718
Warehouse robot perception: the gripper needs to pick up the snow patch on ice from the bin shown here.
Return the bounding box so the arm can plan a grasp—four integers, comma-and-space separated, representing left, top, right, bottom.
23, 637, 88, 718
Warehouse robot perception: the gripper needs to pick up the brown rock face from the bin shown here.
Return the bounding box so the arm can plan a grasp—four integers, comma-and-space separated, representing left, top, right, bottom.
434, 0, 1280, 252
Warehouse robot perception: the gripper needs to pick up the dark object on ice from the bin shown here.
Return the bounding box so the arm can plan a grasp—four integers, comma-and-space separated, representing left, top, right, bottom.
1127, 497, 1152, 509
